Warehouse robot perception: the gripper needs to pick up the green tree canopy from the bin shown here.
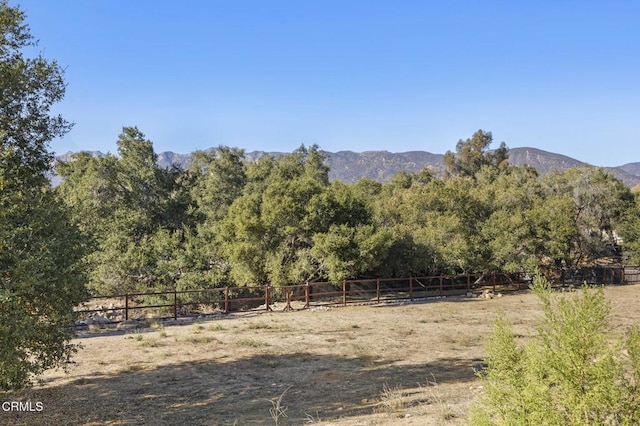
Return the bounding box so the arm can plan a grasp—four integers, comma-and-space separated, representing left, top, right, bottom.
542, 166, 633, 265
57, 127, 187, 295
0, 1, 88, 390
175, 146, 248, 291
617, 192, 640, 264
443, 129, 509, 179
220, 145, 329, 286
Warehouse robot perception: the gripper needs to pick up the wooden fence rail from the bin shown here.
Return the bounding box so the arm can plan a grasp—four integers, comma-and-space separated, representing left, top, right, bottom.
74, 266, 640, 324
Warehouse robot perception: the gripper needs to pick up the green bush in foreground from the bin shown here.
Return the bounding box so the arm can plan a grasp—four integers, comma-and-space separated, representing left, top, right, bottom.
471, 276, 640, 425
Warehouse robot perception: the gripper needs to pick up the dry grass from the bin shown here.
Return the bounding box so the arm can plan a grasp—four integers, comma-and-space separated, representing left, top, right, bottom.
2, 285, 640, 425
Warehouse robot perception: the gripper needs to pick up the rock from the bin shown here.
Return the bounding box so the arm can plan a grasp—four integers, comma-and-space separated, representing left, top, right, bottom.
92, 315, 111, 324
481, 289, 494, 299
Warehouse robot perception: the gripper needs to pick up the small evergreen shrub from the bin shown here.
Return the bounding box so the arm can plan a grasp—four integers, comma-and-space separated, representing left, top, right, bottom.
471, 275, 640, 425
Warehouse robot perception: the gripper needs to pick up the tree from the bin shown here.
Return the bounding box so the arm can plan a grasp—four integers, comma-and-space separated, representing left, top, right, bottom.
174, 147, 247, 291
0, 1, 88, 390
57, 127, 188, 295
471, 276, 640, 425
308, 182, 387, 282
217, 145, 385, 286
542, 166, 633, 266
189, 147, 246, 223
475, 166, 552, 272
220, 146, 330, 286
618, 192, 640, 264
443, 129, 509, 179
368, 169, 483, 276
311, 224, 388, 283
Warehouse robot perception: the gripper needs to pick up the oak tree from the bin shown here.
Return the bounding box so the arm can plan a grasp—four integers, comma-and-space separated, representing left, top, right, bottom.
0, 1, 88, 390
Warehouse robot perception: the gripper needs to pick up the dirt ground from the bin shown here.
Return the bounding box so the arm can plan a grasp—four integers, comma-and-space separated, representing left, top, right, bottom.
3, 285, 640, 425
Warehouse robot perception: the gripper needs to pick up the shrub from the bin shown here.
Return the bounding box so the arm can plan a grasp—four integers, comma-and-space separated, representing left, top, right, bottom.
470, 275, 640, 425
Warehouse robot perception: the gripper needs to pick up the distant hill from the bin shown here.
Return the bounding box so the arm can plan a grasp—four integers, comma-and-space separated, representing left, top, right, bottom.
506, 147, 585, 173
323, 150, 445, 182
53, 147, 640, 188
507, 148, 640, 188
619, 163, 640, 178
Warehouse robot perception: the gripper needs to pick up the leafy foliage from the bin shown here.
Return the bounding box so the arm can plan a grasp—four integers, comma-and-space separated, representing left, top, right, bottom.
0, 1, 88, 390
219, 145, 376, 286
56, 123, 640, 295
471, 276, 640, 425
543, 166, 633, 265
616, 192, 640, 264
443, 129, 508, 179
57, 127, 187, 294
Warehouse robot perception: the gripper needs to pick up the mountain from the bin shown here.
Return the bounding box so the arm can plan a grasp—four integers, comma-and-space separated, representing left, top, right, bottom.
54, 147, 640, 188
506, 147, 585, 173
507, 148, 640, 188
319, 147, 640, 187
323, 150, 445, 182
619, 163, 640, 178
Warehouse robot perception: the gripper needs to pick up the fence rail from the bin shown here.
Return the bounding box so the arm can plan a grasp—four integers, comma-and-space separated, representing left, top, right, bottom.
75, 266, 640, 324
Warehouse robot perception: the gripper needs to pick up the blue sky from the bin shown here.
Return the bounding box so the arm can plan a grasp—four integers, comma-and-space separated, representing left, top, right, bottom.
16, 0, 640, 166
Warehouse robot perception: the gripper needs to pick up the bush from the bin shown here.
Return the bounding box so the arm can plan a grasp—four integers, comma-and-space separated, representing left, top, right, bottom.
470, 275, 640, 425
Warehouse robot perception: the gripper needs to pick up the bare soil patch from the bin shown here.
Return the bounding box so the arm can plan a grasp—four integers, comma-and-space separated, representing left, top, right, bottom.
3, 285, 640, 425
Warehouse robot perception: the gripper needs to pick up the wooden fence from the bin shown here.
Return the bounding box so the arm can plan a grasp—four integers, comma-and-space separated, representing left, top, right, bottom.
75, 266, 640, 324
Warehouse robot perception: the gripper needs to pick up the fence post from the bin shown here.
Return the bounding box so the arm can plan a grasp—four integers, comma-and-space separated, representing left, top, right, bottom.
439, 275, 443, 296
342, 280, 347, 306
284, 287, 292, 311
173, 289, 178, 320
305, 282, 310, 308
224, 287, 229, 313
409, 276, 413, 301
125, 294, 129, 321
467, 274, 470, 293
492, 274, 496, 293
265, 285, 271, 311
376, 277, 380, 303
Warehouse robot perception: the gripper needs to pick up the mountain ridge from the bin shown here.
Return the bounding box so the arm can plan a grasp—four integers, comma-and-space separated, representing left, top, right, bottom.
53, 147, 640, 188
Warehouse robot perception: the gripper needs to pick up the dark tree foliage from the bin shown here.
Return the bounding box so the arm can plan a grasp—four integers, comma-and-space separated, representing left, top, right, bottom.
0, 1, 88, 390
57, 127, 187, 295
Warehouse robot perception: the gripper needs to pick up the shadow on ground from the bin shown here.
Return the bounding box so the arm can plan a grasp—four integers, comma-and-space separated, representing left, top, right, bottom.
1, 351, 479, 425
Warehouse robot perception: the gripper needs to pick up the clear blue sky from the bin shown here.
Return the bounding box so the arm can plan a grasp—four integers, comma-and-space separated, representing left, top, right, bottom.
16, 0, 640, 166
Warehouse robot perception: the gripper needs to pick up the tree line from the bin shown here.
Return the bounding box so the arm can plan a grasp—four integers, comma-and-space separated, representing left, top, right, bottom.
55, 127, 640, 297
